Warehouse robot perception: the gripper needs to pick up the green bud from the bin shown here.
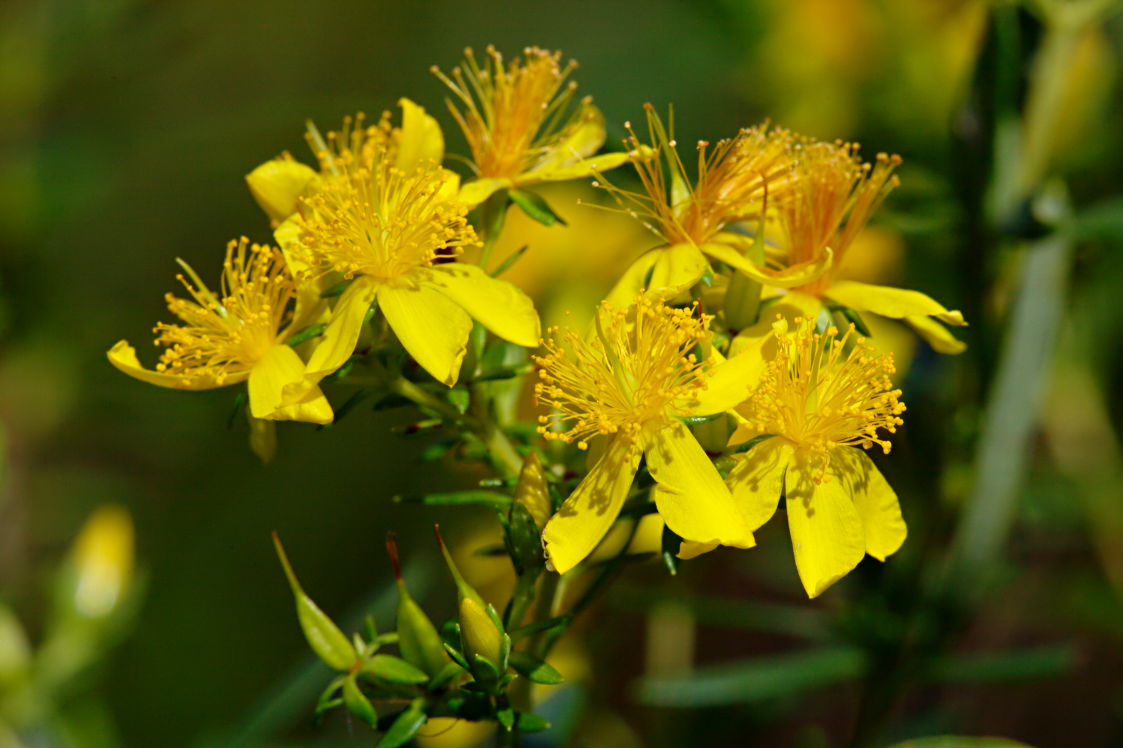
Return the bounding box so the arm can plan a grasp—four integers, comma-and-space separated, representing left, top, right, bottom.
513, 452, 551, 530
359, 654, 429, 685
342, 674, 378, 726
387, 534, 449, 678
460, 596, 504, 667
272, 533, 356, 671
434, 525, 508, 670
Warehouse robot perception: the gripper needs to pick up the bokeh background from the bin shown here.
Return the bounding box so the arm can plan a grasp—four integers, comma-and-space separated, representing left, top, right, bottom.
2, 0, 1122, 745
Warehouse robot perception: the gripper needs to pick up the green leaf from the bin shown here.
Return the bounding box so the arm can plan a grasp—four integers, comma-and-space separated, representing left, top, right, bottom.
317, 388, 370, 430
342, 675, 378, 726
286, 322, 326, 348
928, 644, 1076, 683
515, 712, 551, 732
443, 642, 470, 670
360, 654, 429, 685
470, 653, 501, 683
447, 387, 470, 414
429, 660, 465, 690
677, 413, 724, 426
634, 647, 866, 706
509, 188, 567, 226
314, 676, 346, 719
508, 651, 564, 684
376, 698, 427, 748
827, 304, 872, 337
490, 245, 529, 277
226, 391, 247, 430
496, 706, 515, 730
320, 278, 353, 298
395, 490, 513, 509
661, 524, 680, 576
730, 433, 775, 455
1069, 196, 1123, 240
475, 363, 535, 382
510, 615, 570, 642
504, 502, 545, 574
886, 738, 1032, 748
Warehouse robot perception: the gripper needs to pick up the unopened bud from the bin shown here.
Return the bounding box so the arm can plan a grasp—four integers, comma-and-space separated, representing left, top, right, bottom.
513, 452, 551, 530
273, 533, 356, 671
70, 505, 134, 619
388, 534, 449, 677
459, 596, 503, 666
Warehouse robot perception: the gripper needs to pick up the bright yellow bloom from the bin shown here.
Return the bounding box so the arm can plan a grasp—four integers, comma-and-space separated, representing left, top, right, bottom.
535, 298, 758, 574
245, 98, 445, 227
277, 116, 540, 390
736, 139, 967, 353
604, 106, 831, 306
108, 238, 333, 424
433, 46, 632, 206
727, 317, 907, 598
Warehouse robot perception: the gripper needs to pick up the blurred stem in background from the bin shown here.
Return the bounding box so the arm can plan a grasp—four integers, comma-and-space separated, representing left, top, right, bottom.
849, 1, 1118, 745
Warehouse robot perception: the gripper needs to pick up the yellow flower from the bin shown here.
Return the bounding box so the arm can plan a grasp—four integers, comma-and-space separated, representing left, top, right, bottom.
535, 298, 757, 574
727, 317, 907, 598
736, 139, 967, 353
71, 505, 134, 619
433, 46, 632, 206
108, 238, 333, 424
245, 98, 445, 227
277, 117, 540, 390
604, 106, 831, 306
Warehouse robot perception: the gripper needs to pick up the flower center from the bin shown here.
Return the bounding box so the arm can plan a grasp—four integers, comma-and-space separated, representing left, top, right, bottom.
595, 105, 793, 246
295, 135, 477, 284
741, 317, 906, 481
534, 299, 710, 449
433, 46, 582, 180
155, 238, 293, 384
779, 142, 901, 295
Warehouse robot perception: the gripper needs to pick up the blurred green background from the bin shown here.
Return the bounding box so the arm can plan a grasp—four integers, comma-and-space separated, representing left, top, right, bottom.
2, 0, 1122, 745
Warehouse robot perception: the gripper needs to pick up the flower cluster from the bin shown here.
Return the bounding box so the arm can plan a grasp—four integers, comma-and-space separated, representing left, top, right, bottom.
110, 44, 968, 739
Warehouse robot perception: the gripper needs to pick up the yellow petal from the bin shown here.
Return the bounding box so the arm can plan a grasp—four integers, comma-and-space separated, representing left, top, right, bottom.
604, 250, 659, 308
247, 414, 277, 464
421, 264, 540, 347
825, 280, 967, 326
533, 100, 606, 171
684, 350, 767, 416
728, 291, 823, 358
701, 236, 834, 289
677, 540, 719, 560
107, 340, 242, 391
727, 437, 793, 530
525, 151, 633, 184
379, 281, 473, 387
248, 345, 333, 424
785, 452, 866, 598
904, 314, 967, 355
834, 449, 907, 561
644, 422, 755, 549
586, 513, 665, 563
246, 158, 319, 227
459, 178, 512, 207
543, 436, 643, 574
297, 276, 378, 393
395, 98, 444, 174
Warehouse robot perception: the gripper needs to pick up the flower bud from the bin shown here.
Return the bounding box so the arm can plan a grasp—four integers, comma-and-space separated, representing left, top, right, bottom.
459, 596, 503, 667
70, 505, 134, 620
272, 533, 356, 671
387, 534, 449, 678
513, 452, 551, 530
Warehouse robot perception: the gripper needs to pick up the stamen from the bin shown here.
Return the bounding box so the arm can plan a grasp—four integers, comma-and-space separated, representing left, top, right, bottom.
533, 298, 711, 449
154, 239, 295, 386
741, 316, 906, 482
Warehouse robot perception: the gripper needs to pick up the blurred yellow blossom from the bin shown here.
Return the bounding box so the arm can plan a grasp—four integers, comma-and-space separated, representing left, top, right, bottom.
433, 46, 631, 206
